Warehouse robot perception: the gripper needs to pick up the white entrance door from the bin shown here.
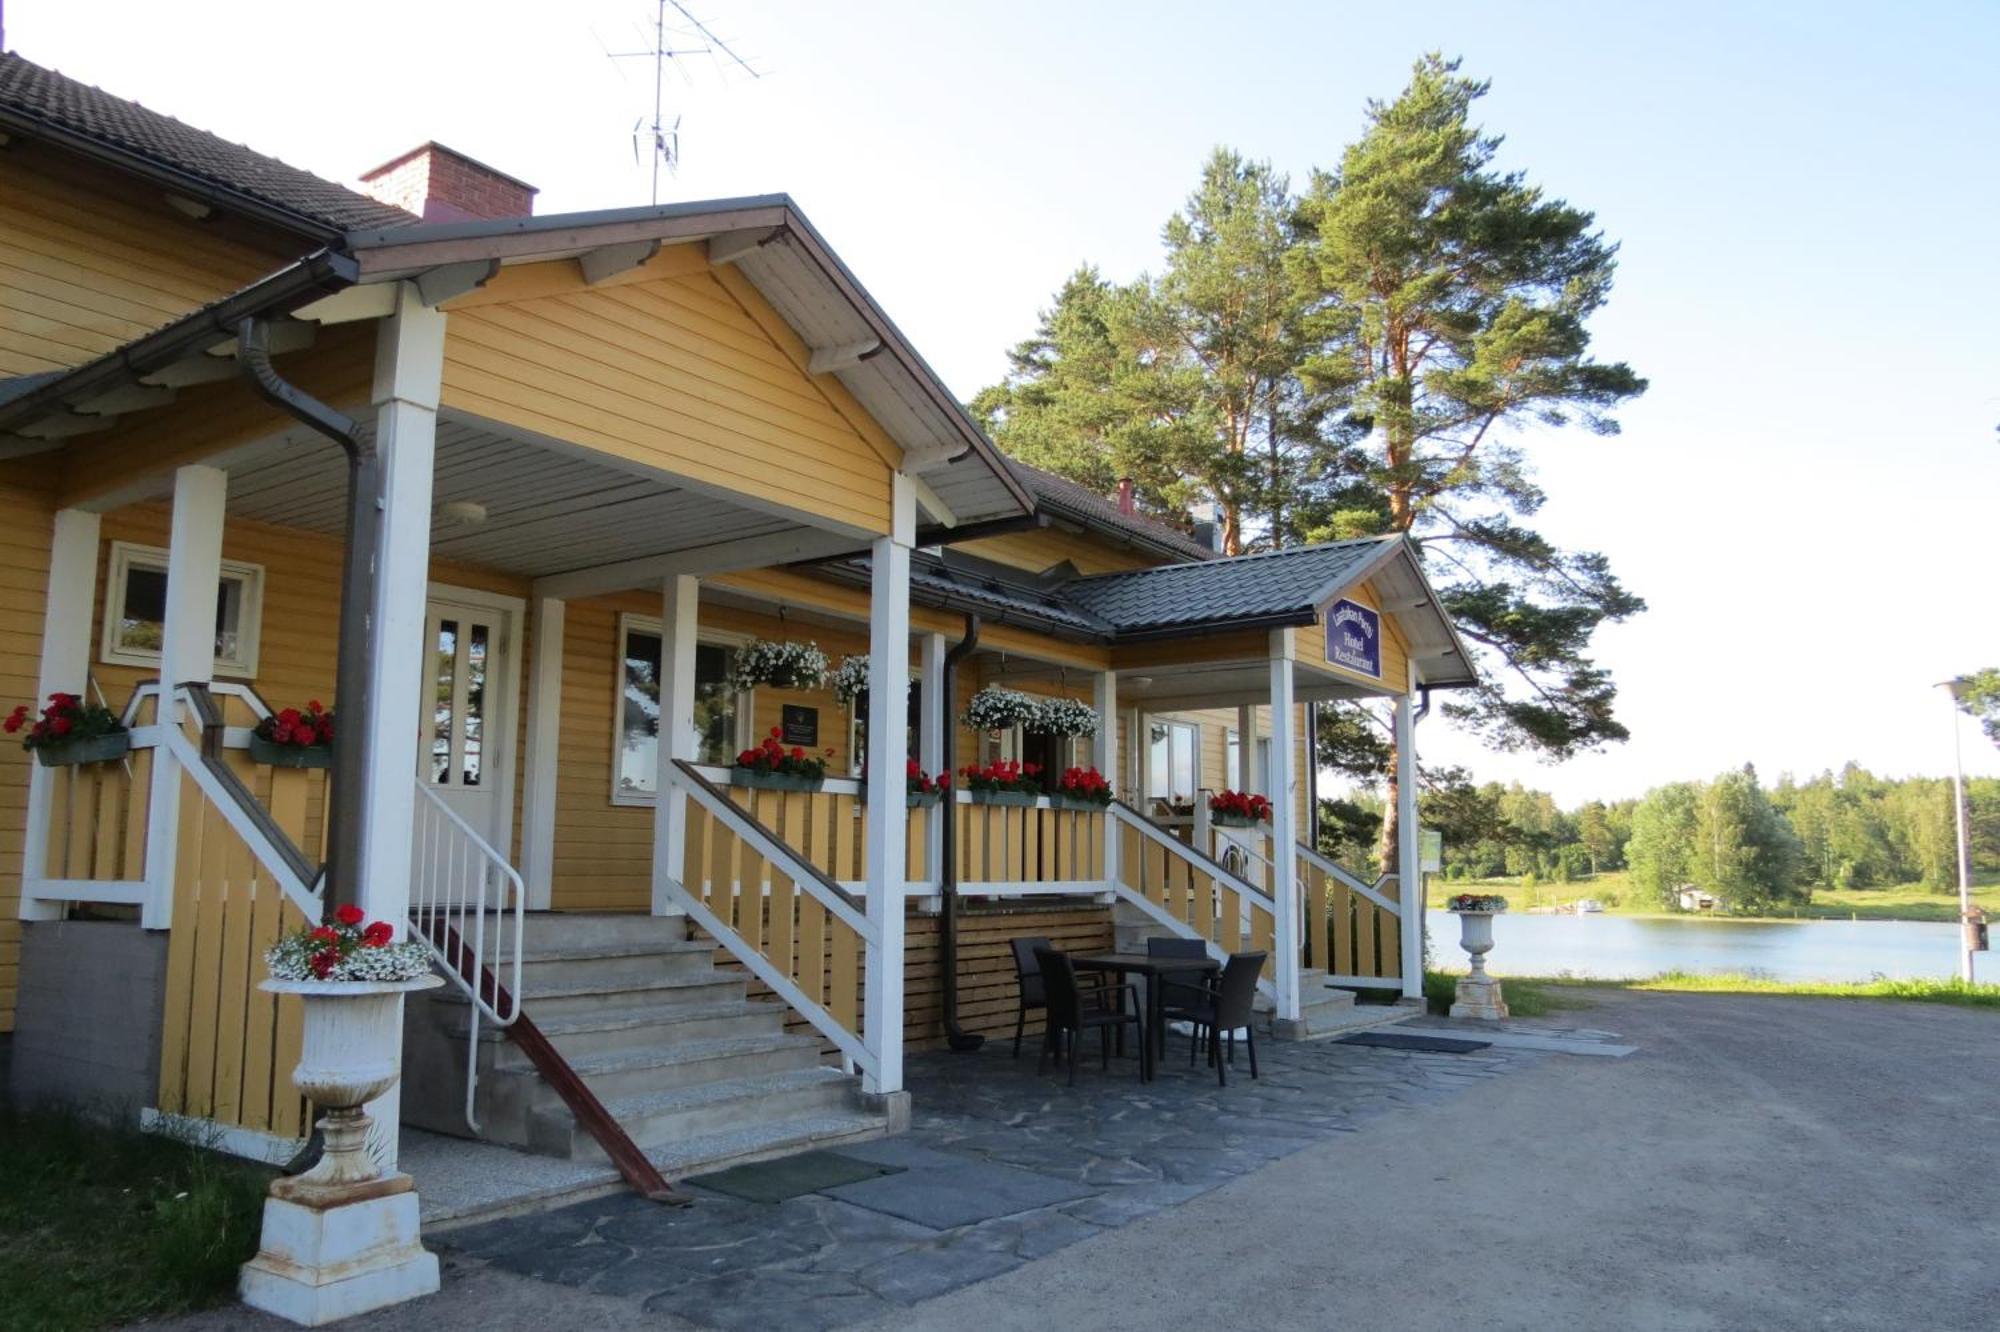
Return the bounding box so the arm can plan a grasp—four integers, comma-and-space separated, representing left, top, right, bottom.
421, 593, 518, 854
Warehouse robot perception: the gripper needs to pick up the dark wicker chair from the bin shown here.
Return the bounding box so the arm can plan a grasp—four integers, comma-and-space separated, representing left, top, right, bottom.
1034, 946, 1147, 1084
1008, 935, 1053, 1058
1184, 951, 1268, 1085
1146, 936, 1211, 1030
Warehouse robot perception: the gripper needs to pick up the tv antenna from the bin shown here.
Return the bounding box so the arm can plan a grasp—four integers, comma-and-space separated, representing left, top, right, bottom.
608, 0, 760, 204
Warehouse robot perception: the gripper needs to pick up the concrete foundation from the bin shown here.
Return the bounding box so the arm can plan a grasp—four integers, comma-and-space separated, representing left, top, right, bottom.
10, 919, 166, 1115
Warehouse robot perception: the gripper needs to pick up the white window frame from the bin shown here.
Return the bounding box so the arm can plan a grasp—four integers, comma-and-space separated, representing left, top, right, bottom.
99, 540, 264, 679
1147, 718, 1200, 803
611, 613, 754, 807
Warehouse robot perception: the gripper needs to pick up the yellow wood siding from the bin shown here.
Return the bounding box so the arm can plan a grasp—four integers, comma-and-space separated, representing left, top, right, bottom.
1294, 578, 1410, 691
0, 463, 57, 1029
439, 256, 894, 536
58, 324, 375, 510
0, 144, 291, 376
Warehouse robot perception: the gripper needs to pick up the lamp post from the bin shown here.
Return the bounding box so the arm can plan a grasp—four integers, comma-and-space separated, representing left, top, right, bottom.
1941, 678, 1977, 983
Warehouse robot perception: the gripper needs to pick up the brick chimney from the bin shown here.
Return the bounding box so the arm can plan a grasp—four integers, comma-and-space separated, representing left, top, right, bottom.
1116, 477, 1136, 517
359, 142, 536, 222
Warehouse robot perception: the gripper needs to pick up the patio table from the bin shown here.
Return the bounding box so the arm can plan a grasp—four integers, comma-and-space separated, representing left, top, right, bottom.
1073, 951, 1219, 1078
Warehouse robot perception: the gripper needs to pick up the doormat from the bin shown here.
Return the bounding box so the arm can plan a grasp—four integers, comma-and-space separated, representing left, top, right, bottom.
688, 1150, 903, 1204
1336, 1031, 1491, 1054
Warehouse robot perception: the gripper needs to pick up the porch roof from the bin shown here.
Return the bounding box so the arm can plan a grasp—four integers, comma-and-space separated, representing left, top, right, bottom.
813, 533, 1478, 689
0, 196, 1034, 530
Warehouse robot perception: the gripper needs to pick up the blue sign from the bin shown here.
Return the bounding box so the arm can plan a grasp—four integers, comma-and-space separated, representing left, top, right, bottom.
1326, 599, 1380, 677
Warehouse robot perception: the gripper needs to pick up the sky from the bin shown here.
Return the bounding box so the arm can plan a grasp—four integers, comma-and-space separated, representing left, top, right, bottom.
8, 0, 1997, 805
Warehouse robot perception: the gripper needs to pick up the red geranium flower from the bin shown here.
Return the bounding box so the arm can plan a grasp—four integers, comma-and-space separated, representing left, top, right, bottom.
309, 950, 339, 979
361, 920, 395, 948
334, 903, 365, 927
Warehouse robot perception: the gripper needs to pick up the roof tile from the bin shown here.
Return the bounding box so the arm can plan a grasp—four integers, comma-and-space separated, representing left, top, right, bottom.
0, 53, 415, 233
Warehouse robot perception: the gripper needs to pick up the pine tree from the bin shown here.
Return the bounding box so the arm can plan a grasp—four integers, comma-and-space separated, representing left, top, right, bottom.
1293, 55, 1647, 867
975, 151, 1314, 553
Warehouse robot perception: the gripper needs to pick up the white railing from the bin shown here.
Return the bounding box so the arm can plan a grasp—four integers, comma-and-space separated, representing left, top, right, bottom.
1107, 800, 1279, 1001
667, 760, 880, 1082
410, 782, 525, 1130
1294, 839, 1406, 988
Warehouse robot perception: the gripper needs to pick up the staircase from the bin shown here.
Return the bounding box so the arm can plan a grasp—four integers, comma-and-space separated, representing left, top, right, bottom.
401, 913, 892, 1176
1262, 967, 1420, 1039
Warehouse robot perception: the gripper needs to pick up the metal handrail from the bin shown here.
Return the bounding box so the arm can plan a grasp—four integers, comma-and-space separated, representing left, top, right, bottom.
409, 781, 525, 1131
667, 760, 879, 1079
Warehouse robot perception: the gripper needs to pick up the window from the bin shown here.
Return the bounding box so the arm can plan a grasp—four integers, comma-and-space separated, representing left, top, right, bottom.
616, 615, 749, 800
100, 541, 264, 678
1225, 729, 1272, 791
850, 683, 922, 778
1147, 720, 1198, 802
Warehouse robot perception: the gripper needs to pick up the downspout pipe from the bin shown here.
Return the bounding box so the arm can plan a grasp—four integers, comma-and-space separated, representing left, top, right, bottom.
238, 317, 374, 919
938, 614, 985, 1052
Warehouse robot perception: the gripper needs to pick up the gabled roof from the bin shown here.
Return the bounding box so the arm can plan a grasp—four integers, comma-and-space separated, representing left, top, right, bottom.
1008, 462, 1218, 564
1060, 538, 1394, 636
0, 52, 415, 236
813, 533, 1478, 688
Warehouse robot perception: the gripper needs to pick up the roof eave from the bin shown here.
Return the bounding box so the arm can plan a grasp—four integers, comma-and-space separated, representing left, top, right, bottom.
0, 102, 351, 242
0, 249, 359, 434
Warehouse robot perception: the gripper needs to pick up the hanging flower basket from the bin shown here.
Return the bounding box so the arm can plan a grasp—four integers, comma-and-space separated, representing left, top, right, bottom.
1208, 789, 1272, 827
1027, 696, 1100, 739
730, 639, 829, 693
8, 693, 128, 766
734, 769, 825, 793
830, 655, 871, 707
1047, 765, 1112, 810
732, 728, 831, 792
961, 759, 1041, 806
35, 730, 132, 768
248, 734, 332, 769
905, 758, 946, 807
249, 700, 334, 768
962, 687, 1039, 734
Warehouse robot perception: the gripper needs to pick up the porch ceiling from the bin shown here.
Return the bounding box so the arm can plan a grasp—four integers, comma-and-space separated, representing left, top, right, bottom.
222, 409, 839, 580
979, 654, 1390, 711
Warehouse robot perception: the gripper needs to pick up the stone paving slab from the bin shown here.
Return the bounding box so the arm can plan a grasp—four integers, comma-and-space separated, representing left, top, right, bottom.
436, 1036, 1538, 1328
824, 1158, 1094, 1228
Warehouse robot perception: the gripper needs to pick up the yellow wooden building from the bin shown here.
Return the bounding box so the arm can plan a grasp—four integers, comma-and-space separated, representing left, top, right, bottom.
0, 53, 1474, 1180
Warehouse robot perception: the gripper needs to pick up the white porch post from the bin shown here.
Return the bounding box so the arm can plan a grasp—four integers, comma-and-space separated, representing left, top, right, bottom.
652, 574, 699, 917
519, 595, 565, 910
354, 284, 444, 1175
919, 632, 946, 888
21, 508, 102, 920
1267, 636, 1301, 1024
862, 474, 913, 1096
1235, 704, 1257, 793
1093, 670, 1118, 886
1395, 666, 1424, 999
141, 465, 227, 929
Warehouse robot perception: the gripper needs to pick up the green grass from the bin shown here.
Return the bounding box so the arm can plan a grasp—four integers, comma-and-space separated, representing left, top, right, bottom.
0, 1105, 273, 1330
1428, 969, 2000, 1010
1427, 871, 2000, 924
1422, 969, 1593, 1018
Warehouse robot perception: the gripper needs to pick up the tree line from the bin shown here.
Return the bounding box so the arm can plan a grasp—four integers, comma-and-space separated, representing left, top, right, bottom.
1316, 763, 1999, 913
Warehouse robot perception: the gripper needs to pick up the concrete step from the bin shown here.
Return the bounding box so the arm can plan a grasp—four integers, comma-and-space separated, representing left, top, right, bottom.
529, 1066, 860, 1161
498, 1032, 825, 1108
437, 969, 748, 1020
479, 999, 790, 1068
517, 912, 691, 952
516, 940, 718, 991
648, 1110, 891, 1181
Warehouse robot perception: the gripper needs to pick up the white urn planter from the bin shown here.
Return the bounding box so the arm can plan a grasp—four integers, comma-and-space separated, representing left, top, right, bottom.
239, 973, 444, 1327
1448, 908, 1510, 1021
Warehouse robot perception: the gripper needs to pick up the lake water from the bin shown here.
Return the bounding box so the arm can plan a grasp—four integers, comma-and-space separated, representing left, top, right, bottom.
1425, 909, 1984, 984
